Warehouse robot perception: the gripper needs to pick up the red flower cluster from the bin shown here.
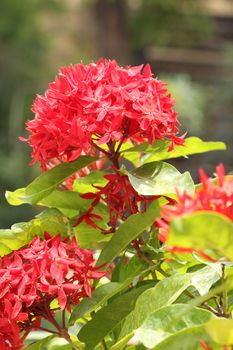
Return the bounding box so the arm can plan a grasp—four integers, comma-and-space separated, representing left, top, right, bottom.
76, 169, 158, 233
22, 58, 184, 170
0, 234, 104, 349
157, 164, 233, 243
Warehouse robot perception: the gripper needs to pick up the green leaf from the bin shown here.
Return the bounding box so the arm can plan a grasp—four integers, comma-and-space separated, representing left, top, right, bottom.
70, 283, 122, 324
0, 227, 27, 256
77, 285, 151, 350
123, 137, 226, 161
75, 224, 112, 249
97, 201, 160, 267
25, 336, 72, 350
24, 336, 54, 350
153, 325, 211, 350
73, 170, 107, 193
191, 265, 221, 296
205, 319, 233, 345
0, 209, 68, 257
117, 273, 193, 344
6, 156, 97, 205
5, 187, 26, 206
167, 212, 233, 261
111, 255, 148, 283
74, 201, 111, 249
128, 161, 194, 196
134, 304, 213, 349
70, 257, 149, 325
39, 190, 92, 211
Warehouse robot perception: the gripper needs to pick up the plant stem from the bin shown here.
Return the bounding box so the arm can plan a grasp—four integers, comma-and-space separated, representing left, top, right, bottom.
38, 326, 59, 334
101, 339, 108, 350
62, 308, 66, 329
220, 263, 229, 317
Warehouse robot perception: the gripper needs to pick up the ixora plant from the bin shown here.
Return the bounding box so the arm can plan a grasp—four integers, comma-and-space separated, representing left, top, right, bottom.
1, 58, 233, 350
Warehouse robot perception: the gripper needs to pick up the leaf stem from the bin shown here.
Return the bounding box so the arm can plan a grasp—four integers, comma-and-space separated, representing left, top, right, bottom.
101, 339, 108, 350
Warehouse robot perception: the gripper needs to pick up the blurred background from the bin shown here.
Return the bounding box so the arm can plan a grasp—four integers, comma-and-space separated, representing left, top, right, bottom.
0, 0, 232, 227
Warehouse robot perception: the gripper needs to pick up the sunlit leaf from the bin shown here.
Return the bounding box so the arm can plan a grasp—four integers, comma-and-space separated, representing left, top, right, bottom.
128, 161, 194, 196
134, 304, 213, 348
122, 137, 226, 162
167, 212, 233, 261
78, 285, 151, 350
97, 201, 160, 267
6, 156, 97, 205
206, 319, 233, 345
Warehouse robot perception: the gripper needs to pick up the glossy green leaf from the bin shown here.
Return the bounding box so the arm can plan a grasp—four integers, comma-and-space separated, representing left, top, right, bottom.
153, 325, 211, 350
205, 319, 233, 345
73, 170, 107, 193
6, 156, 97, 205
117, 273, 192, 343
78, 285, 151, 350
191, 265, 221, 296
134, 304, 213, 349
74, 201, 111, 248
74, 224, 111, 249
167, 212, 233, 261
39, 190, 92, 211
0, 226, 27, 256
97, 201, 160, 267
26, 336, 72, 350
123, 137, 226, 161
5, 187, 26, 206
111, 255, 148, 283
70, 282, 122, 324
0, 209, 68, 257
128, 161, 194, 196
24, 336, 54, 350
70, 257, 149, 325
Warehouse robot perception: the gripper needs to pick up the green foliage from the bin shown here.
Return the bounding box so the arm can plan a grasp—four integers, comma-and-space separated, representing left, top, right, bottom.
123, 137, 226, 160
134, 304, 213, 348
0, 208, 68, 256
205, 319, 233, 345
73, 171, 108, 193
97, 201, 160, 267
168, 212, 233, 261
6, 156, 97, 205
128, 161, 194, 196
128, 0, 213, 49
77, 285, 152, 350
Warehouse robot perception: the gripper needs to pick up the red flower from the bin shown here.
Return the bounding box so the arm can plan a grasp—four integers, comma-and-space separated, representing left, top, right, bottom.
75, 169, 158, 233
0, 234, 105, 348
157, 164, 233, 254
22, 58, 184, 170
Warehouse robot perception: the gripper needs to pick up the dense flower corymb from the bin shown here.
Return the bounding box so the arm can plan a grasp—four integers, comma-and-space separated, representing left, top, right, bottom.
22, 58, 184, 170
157, 163, 233, 243
0, 234, 105, 349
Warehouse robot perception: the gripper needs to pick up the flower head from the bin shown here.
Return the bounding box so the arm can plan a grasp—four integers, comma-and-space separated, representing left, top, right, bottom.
76, 169, 158, 233
0, 234, 105, 348
22, 59, 184, 170
157, 164, 233, 243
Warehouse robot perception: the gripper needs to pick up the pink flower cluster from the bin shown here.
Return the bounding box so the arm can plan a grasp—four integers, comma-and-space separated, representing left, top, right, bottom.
158, 164, 233, 242
0, 234, 104, 349
22, 59, 184, 170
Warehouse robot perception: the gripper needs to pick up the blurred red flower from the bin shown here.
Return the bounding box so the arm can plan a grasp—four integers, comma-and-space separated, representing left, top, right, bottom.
157, 163, 233, 242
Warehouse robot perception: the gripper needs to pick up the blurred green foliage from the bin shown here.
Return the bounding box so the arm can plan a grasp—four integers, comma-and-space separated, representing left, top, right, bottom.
0, 0, 62, 227
164, 75, 208, 134
128, 0, 213, 50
